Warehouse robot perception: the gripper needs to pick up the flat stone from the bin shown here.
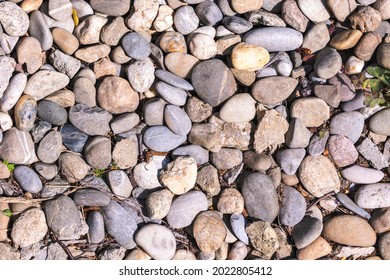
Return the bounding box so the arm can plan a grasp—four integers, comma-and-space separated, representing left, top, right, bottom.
48, 0, 72, 22
37, 131, 62, 164
108, 170, 133, 198
1, 73, 27, 112
193, 211, 227, 253
143, 98, 166, 126
323, 215, 376, 246
355, 183, 390, 209
290, 97, 330, 127
100, 17, 129, 46
45, 89, 75, 108
164, 52, 199, 79
292, 216, 323, 249
314, 85, 341, 108
279, 186, 306, 227
243, 151, 272, 172
11, 208, 47, 247
296, 236, 332, 260
357, 138, 389, 170
89, 0, 130, 16
122, 32, 151, 60
112, 138, 138, 169
210, 148, 243, 170
155, 69, 194, 91
73, 77, 96, 107
246, 221, 279, 260
240, 172, 279, 222
25, 70, 70, 101
369, 108, 390, 136
60, 123, 89, 153
166, 190, 208, 228
74, 44, 111, 64
58, 153, 90, 183
188, 123, 222, 153
110, 113, 140, 134
29, 11, 53, 50
191, 59, 237, 107
69, 104, 112, 136
281, 0, 309, 32
135, 224, 176, 260
160, 156, 197, 195
328, 135, 358, 167
370, 208, 390, 234
222, 16, 253, 34
73, 189, 111, 207
253, 109, 289, 154
0, 127, 36, 164
0, 2, 29, 36
230, 214, 249, 245
155, 82, 187, 106
164, 105, 192, 136
146, 189, 174, 220
341, 165, 384, 184
44, 195, 89, 240
314, 48, 342, 79
336, 193, 371, 219
252, 76, 298, 105
87, 211, 105, 244
143, 126, 186, 152
101, 200, 137, 249
244, 27, 303, 52
298, 155, 340, 197
84, 136, 111, 169
172, 145, 209, 165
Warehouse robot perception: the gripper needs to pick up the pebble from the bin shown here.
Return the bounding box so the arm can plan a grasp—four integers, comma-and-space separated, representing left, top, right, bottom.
231, 0, 262, 13
110, 113, 140, 134
29, 10, 53, 50
189, 33, 217, 60
369, 108, 390, 136
281, 0, 309, 32
174, 6, 199, 35
253, 109, 289, 154
195, 0, 223, 26
100, 17, 129, 46
328, 73, 356, 102
191, 59, 236, 106
219, 93, 256, 123
155, 69, 194, 91
153, 5, 174, 32
133, 162, 161, 190
252, 76, 298, 105
378, 232, 390, 260
101, 200, 137, 249
75, 44, 111, 63
355, 32, 382, 61
355, 183, 390, 209
243, 151, 272, 172
37, 131, 62, 164
331, 30, 363, 51
330, 111, 364, 144
301, 23, 330, 54
25, 70, 70, 101
97, 76, 139, 114
185, 96, 213, 122
14, 95, 37, 132
292, 216, 323, 249
73, 77, 96, 107
73, 188, 111, 207
45, 89, 75, 108
112, 138, 138, 169
0, 243, 20, 260
1, 73, 27, 112
276, 148, 306, 175
279, 186, 306, 227
246, 221, 279, 260
222, 16, 253, 34
166, 190, 208, 228
143, 98, 166, 126
49, 49, 81, 79
297, 0, 330, 23
193, 211, 227, 253
58, 153, 90, 183
328, 135, 358, 167
373, 0, 390, 20
341, 165, 384, 184
155, 82, 187, 107
84, 136, 111, 169
37, 100, 68, 126
230, 213, 249, 245
217, 188, 244, 214
210, 148, 243, 170
108, 170, 133, 198
246, 10, 286, 27
69, 104, 112, 136
327, 0, 357, 22
160, 156, 197, 195
164, 105, 192, 136
290, 97, 330, 127
143, 126, 186, 152
165, 52, 199, 79
126, 58, 154, 93
296, 237, 332, 260
122, 32, 151, 60
172, 250, 197, 260
135, 224, 176, 260
196, 165, 220, 196
323, 215, 376, 246
89, 0, 130, 16
87, 211, 105, 244
31, 120, 52, 144
314, 85, 340, 108
60, 123, 89, 152
159, 31, 187, 53
16, 37, 44, 74
172, 145, 209, 165
0, 2, 30, 36
52, 28, 79, 55
345, 55, 365, 74
314, 48, 342, 79
0, 162, 10, 179
146, 189, 173, 220
0, 127, 36, 165
370, 208, 390, 234
298, 155, 340, 197
240, 172, 279, 222
244, 27, 303, 52
126, 0, 159, 32
231, 43, 269, 72
44, 195, 89, 240
336, 193, 371, 219
0, 56, 16, 97
11, 208, 47, 247
285, 118, 311, 148
349, 6, 382, 33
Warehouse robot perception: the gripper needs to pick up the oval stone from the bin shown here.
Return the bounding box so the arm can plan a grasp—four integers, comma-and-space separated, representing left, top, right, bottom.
37, 131, 62, 164
279, 186, 306, 227
252, 76, 298, 105
341, 165, 384, 184
355, 184, 390, 209
73, 189, 111, 207
143, 126, 186, 152
37, 100, 68, 126
14, 166, 42, 194
369, 108, 390, 136
164, 105, 192, 136
25, 70, 70, 101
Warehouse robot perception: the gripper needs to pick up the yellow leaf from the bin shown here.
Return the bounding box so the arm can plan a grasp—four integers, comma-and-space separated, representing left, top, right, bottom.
72, 9, 79, 27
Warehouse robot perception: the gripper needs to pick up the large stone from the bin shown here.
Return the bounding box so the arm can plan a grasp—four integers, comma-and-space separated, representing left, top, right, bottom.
246, 221, 279, 260
25, 70, 70, 101
341, 165, 384, 184
330, 111, 364, 143
328, 135, 358, 167
89, 0, 130, 16
37, 131, 62, 164
369, 108, 390, 136
297, 0, 330, 23
349, 6, 382, 33
58, 153, 90, 183
314, 48, 342, 79
69, 104, 112, 136
240, 172, 279, 222
298, 155, 340, 197
302, 23, 331, 54
292, 216, 323, 249
16, 37, 44, 75
126, 0, 159, 32
252, 77, 298, 105
327, 0, 357, 22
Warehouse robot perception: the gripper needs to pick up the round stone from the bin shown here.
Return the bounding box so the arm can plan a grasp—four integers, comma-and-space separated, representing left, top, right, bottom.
210, 148, 243, 170
330, 111, 364, 143
290, 97, 330, 127
174, 6, 199, 35
292, 216, 323, 249
231, 0, 263, 13
252, 76, 298, 105
355, 183, 390, 209
328, 135, 358, 167
16, 37, 44, 75
87, 211, 105, 244
143, 126, 186, 152
189, 33, 217, 60
330, 30, 363, 50
126, 58, 155, 93
217, 188, 244, 214
84, 136, 112, 169
58, 153, 90, 183
349, 6, 382, 32
52, 28, 79, 55
0, 2, 30, 36
164, 105, 192, 136
69, 104, 112, 136
37, 100, 68, 126
122, 32, 151, 60
25, 70, 70, 101
279, 186, 306, 227
297, 0, 330, 23
158, 31, 187, 53
1, 73, 27, 112
97, 77, 139, 114
298, 155, 340, 197
378, 232, 390, 260
231, 43, 269, 71
219, 93, 256, 123
112, 138, 138, 169
14, 95, 37, 132
296, 237, 332, 260
108, 170, 133, 198
377, 42, 390, 70
195, 0, 223, 26
14, 166, 42, 194
314, 48, 342, 79
73, 189, 111, 207
165, 52, 199, 79
146, 189, 174, 220
369, 108, 390, 136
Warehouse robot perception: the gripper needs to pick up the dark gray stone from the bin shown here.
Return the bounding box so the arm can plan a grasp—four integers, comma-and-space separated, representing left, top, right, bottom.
279, 186, 306, 227
73, 188, 111, 207
60, 123, 89, 153
122, 32, 151, 60
240, 172, 279, 223
276, 148, 306, 175
222, 16, 253, 34
143, 125, 187, 152
196, 0, 223, 26
14, 166, 42, 194
87, 211, 105, 244
155, 69, 194, 91
101, 200, 138, 249
292, 216, 323, 249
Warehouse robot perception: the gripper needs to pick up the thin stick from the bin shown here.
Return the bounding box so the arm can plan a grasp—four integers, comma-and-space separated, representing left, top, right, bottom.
50, 230, 75, 260
306, 191, 335, 211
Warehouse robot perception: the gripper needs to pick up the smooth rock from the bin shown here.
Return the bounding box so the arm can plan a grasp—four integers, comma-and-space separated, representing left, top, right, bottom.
323, 215, 376, 246
314, 85, 340, 108
165, 52, 199, 80
110, 113, 140, 134
108, 170, 133, 198
16, 37, 43, 75
336, 193, 371, 219
279, 186, 306, 227
112, 138, 138, 169
296, 237, 332, 260
230, 214, 249, 245
297, 0, 330, 23
25, 70, 70, 101
301, 23, 330, 53
84, 136, 111, 169
369, 108, 390, 136
246, 221, 279, 260
276, 148, 306, 175
73, 77, 96, 107
74, 44, 111, 63
285, 118, 312, 148
328, 135, 358, 167
1, 73, 27, 112
58, 153, 90, 183
328, 73, 356, 102
52, 28, 79, 55
243, 151, 272, 172
37, 131, 62, 164
155, 69, 194, 91
0, 2, 29, 36
100, 17, 129, 46
355, 183, 390, 209
37, 100, 68, 126
126, 58, 154, 93
73, 189, 111, 207
222, 16, 253, 34
172, 145, 209, 165
327, 0, 357, 22
252, 76, 298, 105
240, 172, 279, 222
231, 0, 263, 13
330, 111, 364, 143
49, 49, 81, 79
87, 211, 105, 244
13, 166, 42, 194
298, 155, 340, 197
14, 95, 37, 132
122, 32, 151, 60
164, 105, 192, 136
146, 189, 174, 220
370, 208, 390, 234
355, 32, 382, 61
158, 31, 187, 53
166, 191, 208, 228
195, 0, 223, 26
174, 6, 199, 35
89, 0, 130, 16
330, 30, 363, 50
281, 0, 309, 32
143, 126, 186, 152
0, 128, 36, 164
342, 165, 384, 184
244, 27, 303, 52
290, 97, 330, 127
210, 148, 243, 170
189, 33, 217, 60
292, 216, 323, 249
69, 104, 112, 136
219, 93, 256, 123
373, 0, 390, 20
314, 48, 342, 79
378, 232, 390, 260
29, 11, 53, 50
143, 98, 166, 126
60, 123, 89, 153
155, 82, 187, 106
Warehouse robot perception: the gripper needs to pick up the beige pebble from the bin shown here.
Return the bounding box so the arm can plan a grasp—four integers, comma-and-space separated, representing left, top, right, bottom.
189, 33, 217, 60
231, 42, 270, 71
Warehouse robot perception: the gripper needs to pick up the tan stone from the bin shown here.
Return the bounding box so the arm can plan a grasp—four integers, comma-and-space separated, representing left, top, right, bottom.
0, 202, 10, 241
164, 52, 199, 79
16, 36, 44, 74
0, 162, 10, 179
296, 237, 332, 260
354, 32, 382, 61
217, 35, 241, 55
45, 89, 75, 108
75, 44, 111, 64
153, 5, 174, 32
327, 0, 357, 22
231, 0, 263, 13
52, 28, 79, 55
159, 31, 187, 53
231, 68, 256, 86
231, 43, 270, 71
93, 58, 119, 79
112, 138, 138, 169
21, 0, 43, 13
349, 6, 382, 33
291, 97, 330, 127
330, 29, 363, 50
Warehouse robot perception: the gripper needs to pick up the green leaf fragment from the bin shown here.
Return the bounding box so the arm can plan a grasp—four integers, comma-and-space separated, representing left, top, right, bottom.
2, 209, 12, 217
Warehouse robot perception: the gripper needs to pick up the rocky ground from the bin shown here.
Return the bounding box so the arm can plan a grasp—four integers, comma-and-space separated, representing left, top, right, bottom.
0, 0, 390, 260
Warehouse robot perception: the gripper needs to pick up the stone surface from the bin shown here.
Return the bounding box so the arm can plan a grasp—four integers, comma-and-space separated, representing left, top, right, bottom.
298, 155, 340, 197
336, 193, 371, 219
188, 123, 222, 153
231, 43, 269, 71
281, 0, 309, 32
37, 131, 62, 164
52, 28, 79, 55
29, 10, 53, 50
217, 188, 244, 214
330, 30, 363, 50
75, 44, 111, 63
1, 73, 27, 112
108, 170, 133, 198
357, 138, 389, 170
37, 100, 68, 126
349, 6, 382, 33
196, 165, 220, 196
25, 70, 70, 101
58, 153, 90, 183
14, 95, 37, 132
126, 58, 155, 93
210, 148, 243, 170
327, 0, 357, 22
17, 37, 44, 75
73, 189, 111, 207
279, 186, 306, 227
143, 126, 186, 152
341, 165, 384, 184
330, 111, 364, 144
285, 118, 311, 149
240, 172, 279, 222
69, 104, 112, 136
172, 145, 209, 165
355, 183, 390, 209
252, 77, 298, 105
276, 148, 306, 176
328, 135, 358, 167
370, 208, 390, 234
0, 128, 36, 164
185, 97, 212, 123
164, 105, 192, 136
146, 189, 173, 220
112, 138, 138, 169
61, 123, 89, 153
0, 2, 30, 36
292, 216, 323, 249
314, 48, 342, 79
174, 6, 199, 35
246, 221, 279, 260
87, 211, 105, 244
323, 215, 376, 246
89, 0, 130, 16
296, 237, 332, 260
49, 50, 81, 79
369, 108, 390, 136
290, 97, 330, 127
302, 23, 331, 54
126, 0, 159, 32
155, 69, 194, 91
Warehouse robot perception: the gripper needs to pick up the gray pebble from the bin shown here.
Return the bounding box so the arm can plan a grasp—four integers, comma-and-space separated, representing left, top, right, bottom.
243, 151, 272, 172
38, 100, 68, 126
174, 6, 199, 35
314, 47, 342, 79
122, 32, 151, 60
34, 162, 58, 181
108, 170, 133, 198
155, 81, 188, 106
14, 166, 43, 194
222, 16, 253, 34
285, 118, 311, 149
69, 104, 112, 136
164, 105, 192, 136
230, 213, 249, 245
110, 113, 140, 134
172, 145, 209, 165
307, 130, 329, 156
336, 193, 371, 219
210, 148, 243, 170
196, 1, 223, 26
73, 77, 96, 107
60, 123, 89, 153
355, 183, 390, 209
87, 211, 105, 244
280, 186, 306, 227
341, 165, 384, 184
29, 11, 53, 51
155, 69, 194, 91
73, 188, 111, 207
49, 49, 81, 79
330, 111, 364, 143
143, 125, 187, 152
143, 98, 166, 126
37, 131, 62, 164
276, 148, 306, 175
84, 136, 112, 169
